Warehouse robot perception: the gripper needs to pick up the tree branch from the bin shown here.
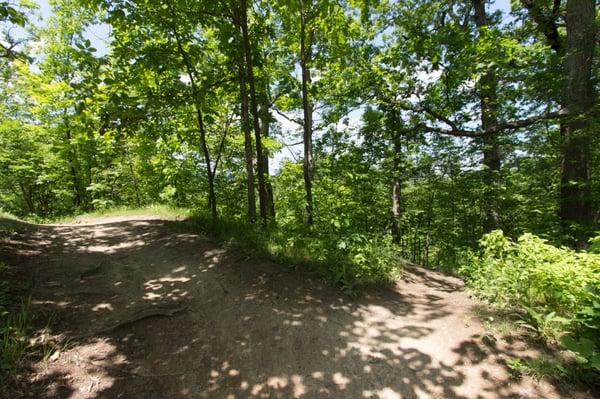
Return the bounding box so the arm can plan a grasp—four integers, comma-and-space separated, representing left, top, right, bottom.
273, 107, 304, 126
417, 110, 563, 137
520, 0, 563, 53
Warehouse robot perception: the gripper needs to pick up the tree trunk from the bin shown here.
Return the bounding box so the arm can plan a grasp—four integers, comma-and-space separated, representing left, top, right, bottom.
473, 0, 501, 232
559, 0, 595, 243
169, 11, 217, 224
240, 0, 268, 227
63, 121, 83, 208
237, 61, 257, 223
522, 0, 596, 243
196, 103, 217, 225
300, 0, 314, 225
259, 99, 276, 219
19, 182, 34, 214
425, 191, 434, 267
125, 144, 141, 207
390, 127, 402, 244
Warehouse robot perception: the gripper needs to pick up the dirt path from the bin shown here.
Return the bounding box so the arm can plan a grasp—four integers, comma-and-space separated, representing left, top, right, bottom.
1, 216, 594, 398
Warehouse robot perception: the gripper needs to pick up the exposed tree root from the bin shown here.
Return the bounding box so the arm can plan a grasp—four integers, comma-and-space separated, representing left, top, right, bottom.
76, 305, 189, 338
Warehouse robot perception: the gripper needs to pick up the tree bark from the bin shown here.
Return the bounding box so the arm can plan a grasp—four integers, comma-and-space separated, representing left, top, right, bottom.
392, 137, 402, 244
237, 61, 257, 223
259, 98, 276, 219
522, 0, 596, 244
473, 0, 501, 232
240, 0, 268, 227
63, 117, 84, 209
300, 0, 314, 225
558, 0, 595, 243
390, 120, 402, 244
125, 144, 141, 207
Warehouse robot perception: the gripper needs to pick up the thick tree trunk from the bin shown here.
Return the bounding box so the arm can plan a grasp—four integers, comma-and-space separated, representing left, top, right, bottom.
300, 0, 314, 225
473, 0, 501, 232
237, 61, 257, 223
522, 0, 596, 243
482, 132, 501, 232
559, 0, 595, 243
240, 0, 268, 227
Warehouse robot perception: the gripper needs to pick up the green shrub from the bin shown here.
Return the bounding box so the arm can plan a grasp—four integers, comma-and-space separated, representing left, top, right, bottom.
188, 211, 402, 289
589, 233, 600, 254
461, 231, 600, 371
1, 300, 31, 378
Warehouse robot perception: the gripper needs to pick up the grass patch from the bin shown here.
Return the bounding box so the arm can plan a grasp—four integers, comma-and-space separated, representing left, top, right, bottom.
43, 204, 191, 224
0, 262, 62, 396
507, 356, 568, 381
1, 299, 32, 378
473, 304, 527, 338
0, 211, 21, 221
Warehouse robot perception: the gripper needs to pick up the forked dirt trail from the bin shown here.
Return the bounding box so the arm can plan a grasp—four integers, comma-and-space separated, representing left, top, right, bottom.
1, 216, 595, 398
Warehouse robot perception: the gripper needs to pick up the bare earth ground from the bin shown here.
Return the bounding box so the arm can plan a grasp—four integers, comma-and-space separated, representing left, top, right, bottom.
0, 216, 597, 399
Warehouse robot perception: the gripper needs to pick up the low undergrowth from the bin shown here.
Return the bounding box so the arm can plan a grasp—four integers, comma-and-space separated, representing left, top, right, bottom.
461, 230, 600, 376
0, 258, 62, 394
185, 212, 403, 291
0, 260, 32, 391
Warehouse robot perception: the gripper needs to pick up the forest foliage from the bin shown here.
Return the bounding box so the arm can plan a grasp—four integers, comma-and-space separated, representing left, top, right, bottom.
0, 0, 599, 372
463, 231, 600, 371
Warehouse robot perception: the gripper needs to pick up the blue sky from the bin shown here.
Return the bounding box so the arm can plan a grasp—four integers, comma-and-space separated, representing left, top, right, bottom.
35, 0, 111, 56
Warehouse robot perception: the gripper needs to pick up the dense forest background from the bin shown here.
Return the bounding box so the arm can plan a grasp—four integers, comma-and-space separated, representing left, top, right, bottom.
1, 0, 600, 376
1, 0, 598, 268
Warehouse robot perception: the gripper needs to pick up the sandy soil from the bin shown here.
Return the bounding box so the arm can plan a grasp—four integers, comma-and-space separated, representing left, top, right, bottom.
1, 216, 596, 399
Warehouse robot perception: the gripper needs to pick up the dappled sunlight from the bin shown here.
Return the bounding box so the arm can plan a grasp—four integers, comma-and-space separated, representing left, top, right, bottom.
2, 217, 575, 399
92, 303, 114, 312
363, 387, 403, 399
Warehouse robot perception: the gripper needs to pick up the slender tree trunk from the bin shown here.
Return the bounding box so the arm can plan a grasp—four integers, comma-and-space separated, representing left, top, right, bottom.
237, 61, 257, 223
19, 183, 34, 214
195, 102, 217, 224
169, 12, 217, 224
63, 119, 83, 208
425, 191, 434, 267
390, 128, 402, 244
559, 0, 595, 243
259, 100, 276, 219
473, 0, 501, 232
240, 0, 268, 227
300, 0, 314, 225
125, 145, 141, 207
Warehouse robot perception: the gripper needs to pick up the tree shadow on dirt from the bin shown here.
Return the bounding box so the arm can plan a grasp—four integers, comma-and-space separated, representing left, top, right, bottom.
2, 218, 593, 399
